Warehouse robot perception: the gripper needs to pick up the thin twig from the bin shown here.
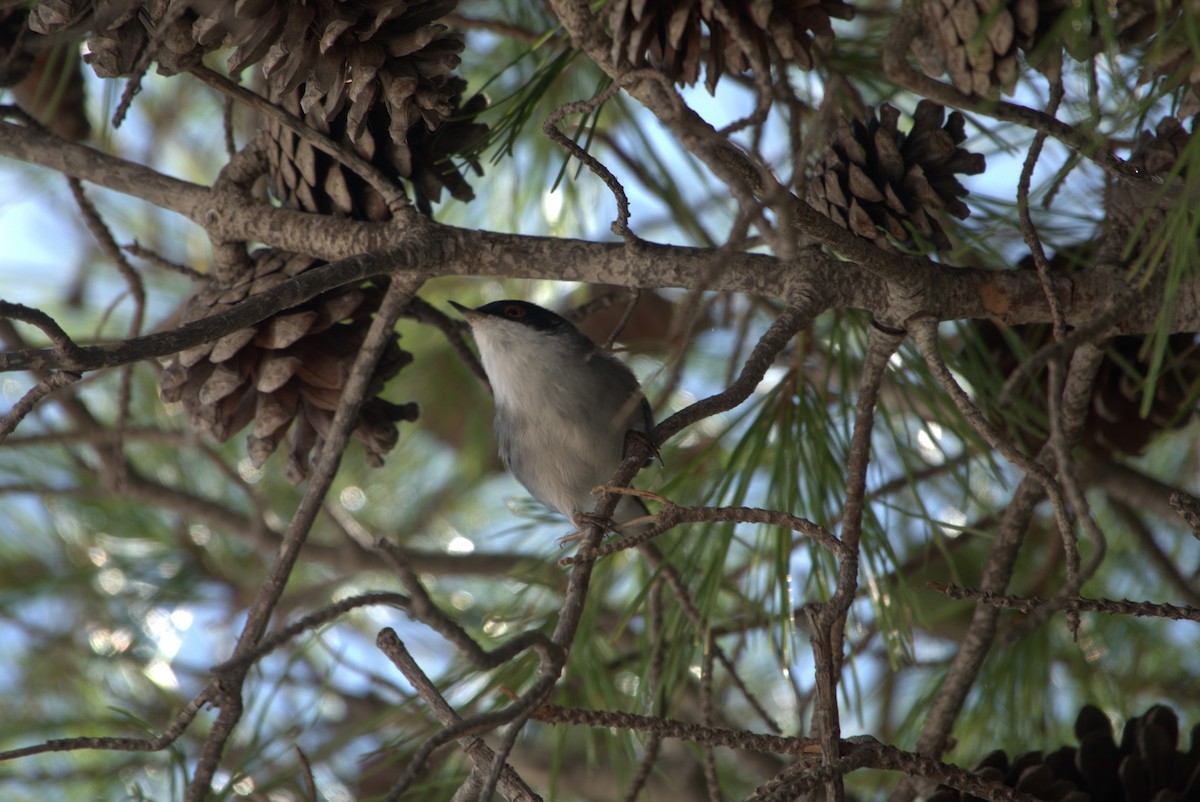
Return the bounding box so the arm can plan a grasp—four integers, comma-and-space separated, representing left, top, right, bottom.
1108, 497, 1200, 607
543, 81, 633, 239
882, 12, 1149, 188
1042, 346, 1107, 635
998, 288, 1128, 410
1016, 78, 1068, 340
653, 298, 819, 444
640, 543, 783, 735
124, 241, 207, 280
898, 337, 1105, 799
185, 276, 423, 802
0, 371, 81, 442
376, 629, 542, 802
405, 296, 489, 387
700, 629, 722, 802
0, 684, 216, 763
605, 288, 640, 350
210, 592, 411, 674
621, 578, 665, 802
0, 300, 86, 363
375, 539, 561, 670
532, 703, 820, 756
562, 496, 842, 565
746, 736, 1041, 802
1169, 491, 1200, 539
376, 537, 565, 801
68, 176, 146, 486
810, 324, 902, 802
928, 582, 1200, 622
910, 317, 1076, 579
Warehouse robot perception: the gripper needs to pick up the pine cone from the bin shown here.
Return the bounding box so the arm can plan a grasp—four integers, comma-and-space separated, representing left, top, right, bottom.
926, 704, 1200, 802
1030, 0, 1191, 61
1108, 116, 1194, 248
262, 75, 486, 218
28, 0, 488, 212
807, 100, 985, 252
966, 244, 1200, 458
1140, 42, 1200, 117
159, 251, 419, 483
610, 0, 854, 93
911, 0, 1037, 96
1127, 2, 1200, 116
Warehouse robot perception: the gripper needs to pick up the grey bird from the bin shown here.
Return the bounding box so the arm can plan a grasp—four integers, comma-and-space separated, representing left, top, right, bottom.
450, 299, 654, 532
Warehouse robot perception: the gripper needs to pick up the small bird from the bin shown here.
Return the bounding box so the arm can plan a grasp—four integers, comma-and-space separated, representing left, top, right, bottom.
449, 299, 654, 533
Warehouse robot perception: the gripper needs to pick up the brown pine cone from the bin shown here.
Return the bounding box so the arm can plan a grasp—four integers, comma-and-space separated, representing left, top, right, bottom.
1107, 116, 1195, 251
29, 0, 488, 212
610, 0, 854, 93
262, 75, 487, 218
911, 0, 1038, 96
926, 704, 1200, 802
807, 100, 985, 252
233, 0, 486, 212
159, 251, 418, 483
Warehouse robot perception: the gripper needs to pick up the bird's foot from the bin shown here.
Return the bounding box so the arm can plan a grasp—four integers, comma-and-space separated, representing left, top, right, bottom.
558, 512, 620, 548
624, 429, 663, 467
591, 485, 670, 506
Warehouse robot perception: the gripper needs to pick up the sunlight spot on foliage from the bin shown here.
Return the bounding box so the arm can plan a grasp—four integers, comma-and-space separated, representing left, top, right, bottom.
617, 671, 639, 696
689, 664, 703, 680
170, 608, 194, 631
119, 764, 158, 795
318, 690, 348, 721
88, 626, 132, 656
156, 463, 180, 485
188, 524, 211, 546
542, 187, 564, 226
451, 589, 475, 610
144, 658, 178, 689
786, 572, 796, 619
756, 365, 789, 395
1076, 620, 1107, 664
941, 507, 967, 531
314, 766, 353, 802
146, 624, 181, 657
447, 534, 475, 554
88, 546, 109, 566
96, 567, 127, 595
237, 459, 263, 484
48, 502, 86, 545
2, 377, 22, 402
483, 618, 508, 637
232, 774, 255, 796
339, 485, 366, 510
917, 423, 944, 461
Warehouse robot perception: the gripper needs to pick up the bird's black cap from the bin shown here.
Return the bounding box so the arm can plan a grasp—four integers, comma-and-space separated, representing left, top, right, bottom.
450, 300, 573, 334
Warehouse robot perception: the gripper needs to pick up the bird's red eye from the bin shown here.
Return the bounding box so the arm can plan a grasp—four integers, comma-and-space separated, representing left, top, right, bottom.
504, 305, 525, 319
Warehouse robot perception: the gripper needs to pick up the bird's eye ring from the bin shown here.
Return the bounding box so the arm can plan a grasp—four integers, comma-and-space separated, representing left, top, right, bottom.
504, 305, 525, 319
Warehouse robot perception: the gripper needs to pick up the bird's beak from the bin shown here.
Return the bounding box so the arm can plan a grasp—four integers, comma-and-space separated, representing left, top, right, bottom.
448, 301, 479, 323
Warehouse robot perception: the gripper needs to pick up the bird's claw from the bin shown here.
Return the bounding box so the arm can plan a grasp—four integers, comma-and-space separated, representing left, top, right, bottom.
624, 429, 663, 467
